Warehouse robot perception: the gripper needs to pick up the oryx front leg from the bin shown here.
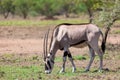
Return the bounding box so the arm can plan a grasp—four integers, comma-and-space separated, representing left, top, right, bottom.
87, 32, 104, 72
88, 40, 103, 72
60, 51, 76, 73
59, 51, 67, 73
85, 46, 95, 72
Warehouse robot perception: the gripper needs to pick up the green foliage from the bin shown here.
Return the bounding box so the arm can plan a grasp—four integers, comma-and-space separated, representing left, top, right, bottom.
0, 0, 89, 19
13, 0, 33, 19
97, 0, 120, 28
0, 0, 119, 23
57, 0, 92, 17
83, 0, 102, 10
32, 0, 62, 19
0, 0, 14, 18
29, 11, 39, 17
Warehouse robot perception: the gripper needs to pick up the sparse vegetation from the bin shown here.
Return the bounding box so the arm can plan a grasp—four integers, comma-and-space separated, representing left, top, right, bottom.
0, 46, 119, 80
0, 59, 119, 80
113, 30, 120, 34
73, 55, 86, 60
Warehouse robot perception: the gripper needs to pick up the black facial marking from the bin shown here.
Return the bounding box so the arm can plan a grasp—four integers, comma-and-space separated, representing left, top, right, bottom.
51, 59, 54, 64
48, 61, 51, 69
50, 52, 52, 55
45, 59, 52, 70
45, 64, 49, 70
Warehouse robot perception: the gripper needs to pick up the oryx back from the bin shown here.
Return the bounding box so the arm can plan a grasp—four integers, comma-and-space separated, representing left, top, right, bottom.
53, 23, 101, 49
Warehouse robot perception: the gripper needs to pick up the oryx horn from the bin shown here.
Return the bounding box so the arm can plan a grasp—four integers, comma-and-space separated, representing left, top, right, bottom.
43, 28, 50, 61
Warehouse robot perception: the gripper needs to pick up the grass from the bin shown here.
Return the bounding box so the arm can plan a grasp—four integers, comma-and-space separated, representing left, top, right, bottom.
0, 19, 88, 27
55, 55, 87, 62
0, 65, 117, 80
0, 53, 120, 80
113, 30, 120, 34
73, 55, 87, 60
0, 65, 42, 80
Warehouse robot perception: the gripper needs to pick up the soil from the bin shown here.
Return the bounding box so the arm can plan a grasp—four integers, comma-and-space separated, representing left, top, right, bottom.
0, 26, 119, 54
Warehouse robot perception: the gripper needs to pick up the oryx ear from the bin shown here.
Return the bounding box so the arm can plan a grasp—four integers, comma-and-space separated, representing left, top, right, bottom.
47, 53, 53, 59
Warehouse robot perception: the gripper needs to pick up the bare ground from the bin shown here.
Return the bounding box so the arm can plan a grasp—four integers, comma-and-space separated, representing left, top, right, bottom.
0, 26, 119, 54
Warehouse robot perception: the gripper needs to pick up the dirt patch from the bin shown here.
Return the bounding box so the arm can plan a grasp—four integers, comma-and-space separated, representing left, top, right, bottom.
0, 39, 43, 54
0, 26, 47, 39
0, 26, 119, 54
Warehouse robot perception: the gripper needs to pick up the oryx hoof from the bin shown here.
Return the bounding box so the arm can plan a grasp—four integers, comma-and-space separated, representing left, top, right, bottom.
84, 69, 89, 72
59, 69, 65, 73
98, 68, 104, 73
72, 68, 76, 73
98, 69, 104, 73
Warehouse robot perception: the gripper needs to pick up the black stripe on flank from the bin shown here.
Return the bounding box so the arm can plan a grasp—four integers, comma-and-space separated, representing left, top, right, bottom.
60, 40, 86, 51
70, 40, 86, 46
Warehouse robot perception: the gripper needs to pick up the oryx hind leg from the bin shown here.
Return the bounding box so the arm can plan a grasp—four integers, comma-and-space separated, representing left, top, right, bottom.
91, 45, 103, 72
88, 42, 103, 71
87, 32, 103, 72
85, 45, 95, 72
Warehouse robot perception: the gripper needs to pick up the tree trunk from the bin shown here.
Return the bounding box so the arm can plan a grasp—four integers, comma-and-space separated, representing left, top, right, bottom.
87, 8, 93, 23
104, 18, 117, 43
22, 12, 27, 19
65, 12, 70, 18
104, 27, 110, 43
45, 16, 55, 20
3, 12, 9, 19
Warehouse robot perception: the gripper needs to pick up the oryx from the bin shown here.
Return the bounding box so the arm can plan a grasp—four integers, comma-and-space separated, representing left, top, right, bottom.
43, 23, 106, 74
